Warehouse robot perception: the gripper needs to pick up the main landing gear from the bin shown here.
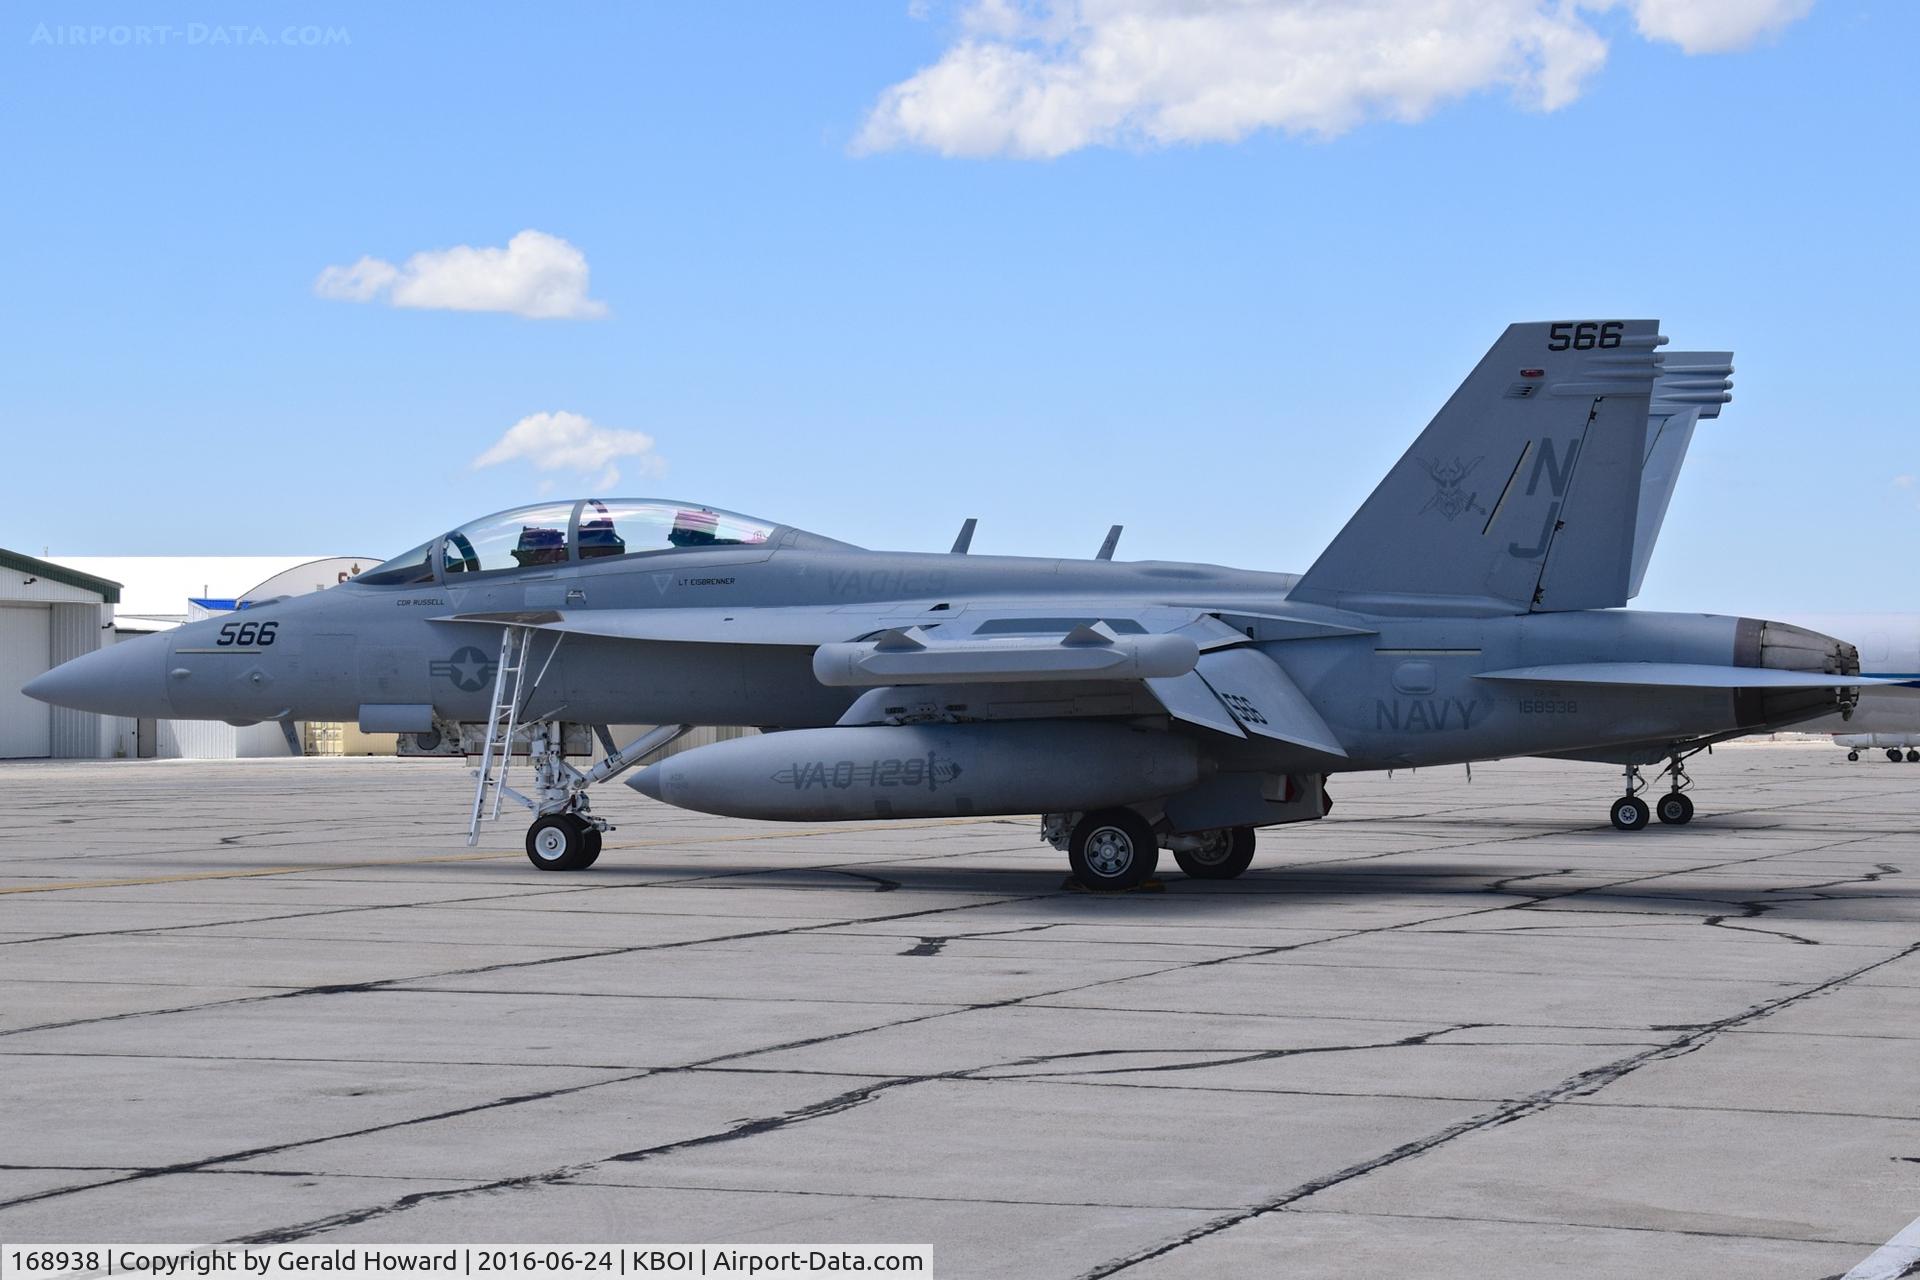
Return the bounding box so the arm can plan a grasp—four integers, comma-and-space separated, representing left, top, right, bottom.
1169, 826, 1258, 879
1610, 751, 1697, 831
1046, 810, 1257, 889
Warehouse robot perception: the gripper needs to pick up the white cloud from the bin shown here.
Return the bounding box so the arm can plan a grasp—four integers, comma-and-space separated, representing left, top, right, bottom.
1623, 0, 1814, 54
314, 230, 608, 319
1895, 475, 1915, 489
313, 255, 398, 302
857, 0, 1817, 158
473, 411, 662, 488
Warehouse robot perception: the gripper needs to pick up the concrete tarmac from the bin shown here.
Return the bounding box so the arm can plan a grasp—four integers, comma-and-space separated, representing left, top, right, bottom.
2, 747, 1917, 1278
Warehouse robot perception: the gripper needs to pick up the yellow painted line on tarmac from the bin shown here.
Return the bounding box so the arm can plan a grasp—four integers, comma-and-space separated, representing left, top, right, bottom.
0, 817, 992, 896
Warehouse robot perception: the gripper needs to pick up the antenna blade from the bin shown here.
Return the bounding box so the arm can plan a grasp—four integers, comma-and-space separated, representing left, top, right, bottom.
950, 518, 977, 555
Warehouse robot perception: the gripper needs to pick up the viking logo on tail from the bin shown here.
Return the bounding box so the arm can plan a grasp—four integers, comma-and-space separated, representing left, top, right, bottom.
1416, 455, 1486, 521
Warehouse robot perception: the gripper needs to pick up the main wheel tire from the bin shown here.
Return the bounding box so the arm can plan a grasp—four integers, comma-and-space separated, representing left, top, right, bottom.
1068, 809, 1159, 891
1610, 795, 1650, 831
1172, 827, 1257, 879
1908, 750, 1919, 763
1891, 749, 1905, 763
1656, 792, 1695, 825
526, 814, 600, 871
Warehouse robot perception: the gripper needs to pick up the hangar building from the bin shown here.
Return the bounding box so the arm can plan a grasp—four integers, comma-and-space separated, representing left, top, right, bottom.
0, 548, 120, 759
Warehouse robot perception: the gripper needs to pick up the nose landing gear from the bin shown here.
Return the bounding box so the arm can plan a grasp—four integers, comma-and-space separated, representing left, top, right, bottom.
526, 813, 602, 871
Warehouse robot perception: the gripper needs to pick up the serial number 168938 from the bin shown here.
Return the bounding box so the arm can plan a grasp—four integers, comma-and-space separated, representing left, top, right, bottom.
1518, 698, 1578, 715
7, 1251, 109, 1273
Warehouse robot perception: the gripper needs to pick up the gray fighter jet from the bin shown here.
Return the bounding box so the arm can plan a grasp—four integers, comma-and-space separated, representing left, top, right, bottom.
26, 320, 1884, 888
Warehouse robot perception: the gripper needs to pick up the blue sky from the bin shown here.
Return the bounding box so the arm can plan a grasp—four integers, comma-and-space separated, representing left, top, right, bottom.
1, 1, 1912, 613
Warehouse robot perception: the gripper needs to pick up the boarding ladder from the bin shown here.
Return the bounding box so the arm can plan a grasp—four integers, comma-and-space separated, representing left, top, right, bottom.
467, 626, 533, 845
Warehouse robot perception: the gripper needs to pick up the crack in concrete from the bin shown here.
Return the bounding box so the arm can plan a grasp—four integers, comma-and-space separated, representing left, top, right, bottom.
1073, 938, 1920, 1278
975, 1025, 1484, 1079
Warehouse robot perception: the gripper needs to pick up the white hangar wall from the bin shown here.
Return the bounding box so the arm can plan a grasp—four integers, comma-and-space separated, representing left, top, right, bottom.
0, 550, 118, 760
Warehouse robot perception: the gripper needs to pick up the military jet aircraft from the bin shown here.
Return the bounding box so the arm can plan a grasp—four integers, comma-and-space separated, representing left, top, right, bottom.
26, 319, 1886, 888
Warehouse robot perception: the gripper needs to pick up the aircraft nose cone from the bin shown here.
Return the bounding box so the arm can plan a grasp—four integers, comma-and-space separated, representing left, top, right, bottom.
22, 636, 173, 718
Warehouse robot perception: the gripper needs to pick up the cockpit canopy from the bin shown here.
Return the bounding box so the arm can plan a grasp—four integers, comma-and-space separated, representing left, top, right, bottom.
359, 499, 782, 586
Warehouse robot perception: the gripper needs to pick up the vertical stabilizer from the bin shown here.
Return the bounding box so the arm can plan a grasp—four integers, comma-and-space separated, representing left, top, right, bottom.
1290, 320, 1666, 615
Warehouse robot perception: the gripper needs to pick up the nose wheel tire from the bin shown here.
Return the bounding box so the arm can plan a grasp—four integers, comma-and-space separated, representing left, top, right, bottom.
1610, 796, 1650, 831
1656, 792, 1694, 825
1848, 750, 1860, 761
526, 813, 602, 871
1068, 809, 1159, 891
1172, 827, 1257, 879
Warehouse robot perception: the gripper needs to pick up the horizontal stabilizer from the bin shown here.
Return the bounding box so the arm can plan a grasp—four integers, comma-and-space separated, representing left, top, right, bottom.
1475, 663, 1893, 689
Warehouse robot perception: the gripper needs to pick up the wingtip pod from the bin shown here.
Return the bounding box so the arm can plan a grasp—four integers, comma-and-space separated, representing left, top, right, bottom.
1291, 318, 1667, 616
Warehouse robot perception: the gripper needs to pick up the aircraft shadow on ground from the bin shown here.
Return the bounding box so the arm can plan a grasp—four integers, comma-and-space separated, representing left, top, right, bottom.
480, 856, 1916, 929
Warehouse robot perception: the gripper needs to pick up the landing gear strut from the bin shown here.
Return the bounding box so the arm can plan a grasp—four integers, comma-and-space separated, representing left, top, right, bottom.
1654, 750, 1695, 826
1609, 764, 1650, 830
509, 723, 692, 870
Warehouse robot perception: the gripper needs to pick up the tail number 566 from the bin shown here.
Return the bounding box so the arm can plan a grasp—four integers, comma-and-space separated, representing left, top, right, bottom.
1547, 321, 1624, 351
217, 620, 279, 647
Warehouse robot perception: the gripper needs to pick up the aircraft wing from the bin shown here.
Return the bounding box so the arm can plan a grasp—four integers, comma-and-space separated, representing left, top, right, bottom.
1475, 663, 1897, 689
444, 603, 1342, 744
